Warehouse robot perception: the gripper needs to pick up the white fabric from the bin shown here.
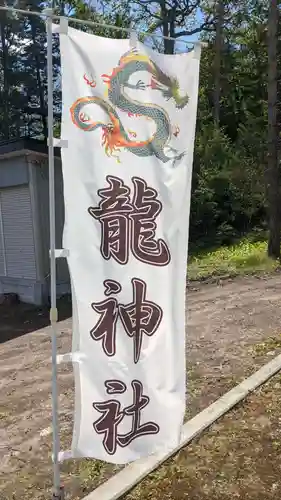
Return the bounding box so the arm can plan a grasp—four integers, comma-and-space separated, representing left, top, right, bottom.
58, 26, 200, 464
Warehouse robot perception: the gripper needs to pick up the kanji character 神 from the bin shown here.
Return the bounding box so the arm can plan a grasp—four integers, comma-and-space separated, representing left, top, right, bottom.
88, 175, 171, 267
90, 278, 163, 363
93, 379, 160, 455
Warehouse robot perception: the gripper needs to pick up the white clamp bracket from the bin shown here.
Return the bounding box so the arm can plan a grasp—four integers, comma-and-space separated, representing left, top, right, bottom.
59, 16, 69, 35
48, 138, 68, 148
49, 249, 70, 259
51, 15, 69, 35
56, 352, 87, 365
42, 8, 53, 18
57, 450, 73, 463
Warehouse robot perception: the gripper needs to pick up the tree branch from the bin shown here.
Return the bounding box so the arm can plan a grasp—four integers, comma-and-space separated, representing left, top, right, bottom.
176, 23, 214, 37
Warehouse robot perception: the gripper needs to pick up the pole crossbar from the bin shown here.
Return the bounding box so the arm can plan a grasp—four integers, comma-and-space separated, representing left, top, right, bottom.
0, 5, 207, 46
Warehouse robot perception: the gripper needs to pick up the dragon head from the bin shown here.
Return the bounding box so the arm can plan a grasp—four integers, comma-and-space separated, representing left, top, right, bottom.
168, 77, 189, 109
151, 64, 189, 109
154, 73, 189, 110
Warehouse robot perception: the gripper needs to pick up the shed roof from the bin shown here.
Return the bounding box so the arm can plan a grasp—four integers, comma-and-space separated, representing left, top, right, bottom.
0, 138, 61, 160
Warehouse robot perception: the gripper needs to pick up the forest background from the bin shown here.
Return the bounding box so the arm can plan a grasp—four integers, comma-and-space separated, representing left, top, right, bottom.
0, 0, 280, 270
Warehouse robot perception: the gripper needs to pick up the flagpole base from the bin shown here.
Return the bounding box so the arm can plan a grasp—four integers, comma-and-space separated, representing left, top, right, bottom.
52, 486, 65, 500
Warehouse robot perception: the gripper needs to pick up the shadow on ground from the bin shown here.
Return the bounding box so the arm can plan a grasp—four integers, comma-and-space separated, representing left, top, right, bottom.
0, 295, 72, 343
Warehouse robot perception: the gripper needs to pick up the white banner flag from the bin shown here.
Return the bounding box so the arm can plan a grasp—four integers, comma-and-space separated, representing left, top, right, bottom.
58, 25, 200, 464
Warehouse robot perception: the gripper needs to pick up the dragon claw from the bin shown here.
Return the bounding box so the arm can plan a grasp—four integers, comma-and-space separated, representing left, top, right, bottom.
135, 79, 146, 90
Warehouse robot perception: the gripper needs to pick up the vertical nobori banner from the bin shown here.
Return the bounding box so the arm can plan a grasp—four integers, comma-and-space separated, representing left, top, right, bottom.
58, 25, 200, 464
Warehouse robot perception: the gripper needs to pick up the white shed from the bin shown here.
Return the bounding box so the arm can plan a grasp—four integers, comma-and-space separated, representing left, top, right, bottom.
0, 138, 70, 305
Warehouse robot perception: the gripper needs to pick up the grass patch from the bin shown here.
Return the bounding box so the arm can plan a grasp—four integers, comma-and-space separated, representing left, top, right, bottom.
250, 334, 281, 356
187, 239, 279, 280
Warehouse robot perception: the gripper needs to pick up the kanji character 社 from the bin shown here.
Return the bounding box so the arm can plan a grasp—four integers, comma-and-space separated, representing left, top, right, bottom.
93, 379, 159, 455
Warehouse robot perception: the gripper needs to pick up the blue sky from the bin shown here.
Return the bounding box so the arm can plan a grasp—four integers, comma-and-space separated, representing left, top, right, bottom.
173, 7, 204, 51
87, 1, 205, 49
185, 8, 204, 42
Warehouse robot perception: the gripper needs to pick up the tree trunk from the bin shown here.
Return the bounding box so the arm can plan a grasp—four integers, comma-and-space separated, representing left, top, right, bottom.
161, 1, 175, 54
31, 22, 48, 139
0, 14, 10, 140
163, 21, 175, 54
60, 1, 65, 16
213, 0, 224, 125
267, 0, 280, 258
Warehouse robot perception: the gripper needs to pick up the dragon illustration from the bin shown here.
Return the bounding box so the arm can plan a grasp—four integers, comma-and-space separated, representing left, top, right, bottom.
70, 49, 189, 164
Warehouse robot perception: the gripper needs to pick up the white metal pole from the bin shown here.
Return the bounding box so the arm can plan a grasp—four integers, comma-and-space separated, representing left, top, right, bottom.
46, 9, 63, 499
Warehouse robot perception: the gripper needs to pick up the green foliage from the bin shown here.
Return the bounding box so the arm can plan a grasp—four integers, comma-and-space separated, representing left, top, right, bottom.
188, 238, 279, 280
188, 2, 272, 250
0, 9, 27, 140
0, 0, 62, 140
190, 122, 266, 250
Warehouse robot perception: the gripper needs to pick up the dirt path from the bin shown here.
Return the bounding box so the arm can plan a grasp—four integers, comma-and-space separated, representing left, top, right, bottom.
1, 274, 281, 500
185, 274, 281, 416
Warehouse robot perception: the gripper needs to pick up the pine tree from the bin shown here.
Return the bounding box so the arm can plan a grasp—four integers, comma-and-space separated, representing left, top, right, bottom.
0, 7, 28, 140
17, 0, 61, 139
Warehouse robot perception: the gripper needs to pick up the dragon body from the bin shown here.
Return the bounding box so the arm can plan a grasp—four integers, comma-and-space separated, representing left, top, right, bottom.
70, 50, 189, 164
